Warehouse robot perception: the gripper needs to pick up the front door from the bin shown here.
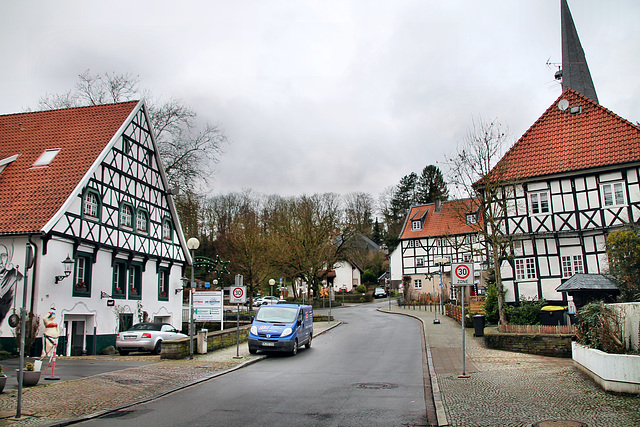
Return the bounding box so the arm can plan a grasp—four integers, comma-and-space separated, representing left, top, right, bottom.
70, 320, 85, 356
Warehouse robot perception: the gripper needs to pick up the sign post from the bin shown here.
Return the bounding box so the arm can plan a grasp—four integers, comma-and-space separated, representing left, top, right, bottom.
452, 263, 474, 377
230, 275, 246, 358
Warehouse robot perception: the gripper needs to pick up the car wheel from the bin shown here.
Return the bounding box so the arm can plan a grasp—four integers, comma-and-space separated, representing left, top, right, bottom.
153, 340, 162, 355
305, 334, 312, 349
118, 349, 129, 356
249, 347, 257, 354
290, 339, 298, 356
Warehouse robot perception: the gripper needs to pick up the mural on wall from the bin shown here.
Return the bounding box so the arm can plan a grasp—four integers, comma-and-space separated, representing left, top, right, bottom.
1, 243, 23, 325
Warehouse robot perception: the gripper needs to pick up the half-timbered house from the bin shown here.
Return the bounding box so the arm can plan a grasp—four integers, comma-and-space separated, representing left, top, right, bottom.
395, 198, 486, 302
0, 101, 191, 356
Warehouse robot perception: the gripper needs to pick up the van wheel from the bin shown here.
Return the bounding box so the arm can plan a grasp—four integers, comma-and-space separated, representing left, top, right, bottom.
290, 339, 298, 356
249, 347, 257, 354
305, 334, 312, 349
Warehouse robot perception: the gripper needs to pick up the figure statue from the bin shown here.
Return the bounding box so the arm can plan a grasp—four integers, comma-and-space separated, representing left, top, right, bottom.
41, 310, 59, 357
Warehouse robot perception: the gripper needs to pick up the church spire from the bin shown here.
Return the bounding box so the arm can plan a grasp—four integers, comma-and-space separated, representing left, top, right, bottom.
560, 0, 598, 103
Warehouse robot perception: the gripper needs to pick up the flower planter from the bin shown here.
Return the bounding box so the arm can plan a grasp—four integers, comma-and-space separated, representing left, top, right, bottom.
0, 375, 6, 393
572, 342, 640, 394
19, 370, 41, 387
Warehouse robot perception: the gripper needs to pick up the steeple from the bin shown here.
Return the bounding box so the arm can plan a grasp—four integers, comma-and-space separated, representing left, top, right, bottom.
560, 0, 598, 103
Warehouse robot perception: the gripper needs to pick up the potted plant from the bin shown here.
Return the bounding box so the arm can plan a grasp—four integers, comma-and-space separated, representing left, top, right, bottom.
20, 362, 41, 387
0, 365, 6, 393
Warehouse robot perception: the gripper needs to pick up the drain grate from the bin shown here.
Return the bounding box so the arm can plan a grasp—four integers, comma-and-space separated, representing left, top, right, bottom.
113, 378, 143, 385
354, 382, 398, 390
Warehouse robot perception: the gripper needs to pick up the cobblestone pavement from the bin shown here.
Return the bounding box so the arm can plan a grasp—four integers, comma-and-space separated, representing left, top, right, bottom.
382, 305, 640, 427
0, 322, 339, 426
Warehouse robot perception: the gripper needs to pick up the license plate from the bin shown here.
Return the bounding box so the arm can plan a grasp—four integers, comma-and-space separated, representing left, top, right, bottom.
262, 342, 275, 347
124, 336, 136, 340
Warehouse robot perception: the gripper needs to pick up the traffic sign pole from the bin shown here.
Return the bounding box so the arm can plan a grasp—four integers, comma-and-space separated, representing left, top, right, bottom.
452, 263, 473, 378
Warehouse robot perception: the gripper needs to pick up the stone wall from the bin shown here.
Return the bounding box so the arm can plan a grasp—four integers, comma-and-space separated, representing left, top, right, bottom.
161, 325, 251, 359
484, 328, 574, 358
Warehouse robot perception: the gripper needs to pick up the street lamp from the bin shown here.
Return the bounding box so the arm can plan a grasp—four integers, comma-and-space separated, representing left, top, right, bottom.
434, 257, 450, 324
187, 237, 200, 359
269, 278, 275, 296
54, 254, 75, 284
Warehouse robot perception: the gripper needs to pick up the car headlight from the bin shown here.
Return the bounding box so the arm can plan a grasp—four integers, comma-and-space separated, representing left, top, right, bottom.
280, 328, 292, 337
250, 326, 258, 335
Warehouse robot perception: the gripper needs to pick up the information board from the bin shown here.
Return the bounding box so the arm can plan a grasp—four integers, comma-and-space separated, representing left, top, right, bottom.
193, 291, 223, 321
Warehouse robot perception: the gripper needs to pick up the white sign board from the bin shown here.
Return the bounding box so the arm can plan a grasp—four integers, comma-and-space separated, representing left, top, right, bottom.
452, 263, 474, 286
193, 291, 223, 321
230, 286, 246, 304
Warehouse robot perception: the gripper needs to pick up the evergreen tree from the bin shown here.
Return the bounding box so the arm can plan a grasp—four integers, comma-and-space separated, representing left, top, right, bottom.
416, 165, 449, 204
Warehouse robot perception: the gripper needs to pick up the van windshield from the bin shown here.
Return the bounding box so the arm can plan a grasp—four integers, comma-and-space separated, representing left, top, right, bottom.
256, 307, 298, 323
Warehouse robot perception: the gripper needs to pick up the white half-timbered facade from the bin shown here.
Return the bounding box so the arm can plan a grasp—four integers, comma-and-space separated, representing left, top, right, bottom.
395, 198, 486, 301
0, 101, 191, 356
490, 89, 640, 303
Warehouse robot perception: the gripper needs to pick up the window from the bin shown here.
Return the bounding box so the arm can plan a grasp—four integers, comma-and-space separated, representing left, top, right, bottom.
136, 209, 149, 234
112, 261, 127, 298
601, 182, 625, 207
416, 257, 424, 267
32, 149, 60, 167
562, 255, 584, 278
120, 204, 133, 229
158, 268, 169, 301
406, 240, 414, 248
73, 253, 93, 297
414, 279, 422, 289
83, 190, 100, 220
162, 218, 173, 240
515, 258, 536, 280
466, 212, 478, 225
128, 264, 143, 300
412, 220, 422, 231
529, 191, 550, 214
463, 254, 472, 262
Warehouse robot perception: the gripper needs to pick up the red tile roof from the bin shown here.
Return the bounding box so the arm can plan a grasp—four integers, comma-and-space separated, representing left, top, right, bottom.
399, 199, 480, 240
0, 101, 139, 234
488, 89, 640, 182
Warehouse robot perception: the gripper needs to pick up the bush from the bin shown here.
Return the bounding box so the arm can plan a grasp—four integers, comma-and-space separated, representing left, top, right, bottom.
483, 283, 501, 324
355, 284, 367, 294
576, 301, 624, 353
506, 297, 546, 325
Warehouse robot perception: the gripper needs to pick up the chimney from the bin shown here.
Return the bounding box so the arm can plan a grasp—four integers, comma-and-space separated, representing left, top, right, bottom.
435, 197, 442, 213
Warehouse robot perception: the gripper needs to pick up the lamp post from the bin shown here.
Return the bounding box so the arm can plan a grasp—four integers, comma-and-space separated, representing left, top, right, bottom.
269, 278, 275, 296
187, 237, 200, 359
434, 257, 449, 324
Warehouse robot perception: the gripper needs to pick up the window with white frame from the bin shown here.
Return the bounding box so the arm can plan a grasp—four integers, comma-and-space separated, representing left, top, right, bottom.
601, 182, 625, 207
416, 257, 424, 267
561, 255, 584, 278
120, 204, 133, 229
466, 212, 478, 225
83, 190, 100, 219
136, 209, 149, 234
414, 279, 422, 289
529, 191, 550, 214
515, 258, 536, 280
162, 218, 173, 240
412, 220, 422, 231
407, 240, 414, 248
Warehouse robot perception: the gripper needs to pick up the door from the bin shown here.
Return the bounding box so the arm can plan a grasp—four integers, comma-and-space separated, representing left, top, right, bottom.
70, 320, 85, 356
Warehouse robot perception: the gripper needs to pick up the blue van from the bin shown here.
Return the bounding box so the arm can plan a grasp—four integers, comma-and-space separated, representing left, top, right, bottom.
248, 304, 313, 356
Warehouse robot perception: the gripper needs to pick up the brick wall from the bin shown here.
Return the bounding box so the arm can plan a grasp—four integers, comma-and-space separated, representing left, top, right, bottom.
484, 329, 574, 358
161, 325, 251, 359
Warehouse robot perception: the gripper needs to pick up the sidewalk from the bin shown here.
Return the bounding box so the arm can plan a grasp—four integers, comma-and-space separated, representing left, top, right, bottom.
382, 305, 640, 427
0, 321, 340, 426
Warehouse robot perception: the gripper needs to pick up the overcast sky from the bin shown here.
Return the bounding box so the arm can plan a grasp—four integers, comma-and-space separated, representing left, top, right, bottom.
1, 0, 638, 200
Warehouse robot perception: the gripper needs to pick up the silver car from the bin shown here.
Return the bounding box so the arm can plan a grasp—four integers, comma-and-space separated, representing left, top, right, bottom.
115, 322, 186, 355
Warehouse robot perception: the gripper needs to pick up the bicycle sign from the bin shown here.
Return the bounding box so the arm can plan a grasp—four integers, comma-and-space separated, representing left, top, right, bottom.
452, 263, 474, 286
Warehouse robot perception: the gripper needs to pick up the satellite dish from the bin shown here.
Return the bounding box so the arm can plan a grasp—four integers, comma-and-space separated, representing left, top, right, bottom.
558, 99, 569, 111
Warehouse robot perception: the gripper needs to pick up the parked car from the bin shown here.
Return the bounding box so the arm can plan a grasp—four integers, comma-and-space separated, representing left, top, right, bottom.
374, 287, 387, 298
115, 322, 186, 355
255, 296, 284, 307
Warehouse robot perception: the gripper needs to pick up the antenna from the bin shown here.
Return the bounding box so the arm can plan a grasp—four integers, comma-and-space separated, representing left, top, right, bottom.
546, 57, 562, 81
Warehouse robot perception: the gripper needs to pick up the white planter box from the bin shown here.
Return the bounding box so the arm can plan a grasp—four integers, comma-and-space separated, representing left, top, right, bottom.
572, 342, 640, 394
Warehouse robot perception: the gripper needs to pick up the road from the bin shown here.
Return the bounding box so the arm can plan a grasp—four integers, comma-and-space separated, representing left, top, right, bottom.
81, 301, 431, 427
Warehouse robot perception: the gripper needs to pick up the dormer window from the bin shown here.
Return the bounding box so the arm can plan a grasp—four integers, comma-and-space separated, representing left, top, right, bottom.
0, 154, 19, 174
32, 149, 60, 167
411, 220, 422, 231
466, 212, 478, 225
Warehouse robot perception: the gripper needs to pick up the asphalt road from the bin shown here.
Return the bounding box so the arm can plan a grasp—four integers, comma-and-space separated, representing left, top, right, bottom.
81, 301, 430, 427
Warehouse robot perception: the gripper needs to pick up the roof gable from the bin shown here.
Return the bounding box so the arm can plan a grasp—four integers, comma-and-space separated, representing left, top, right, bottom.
0, 102, 139, 234
488, 89, 640, 182
399, 199, 479, 240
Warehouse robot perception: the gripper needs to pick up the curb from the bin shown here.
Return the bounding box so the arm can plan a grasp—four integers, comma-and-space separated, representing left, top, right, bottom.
379, 308, 448, 427
44, 321, 343, 427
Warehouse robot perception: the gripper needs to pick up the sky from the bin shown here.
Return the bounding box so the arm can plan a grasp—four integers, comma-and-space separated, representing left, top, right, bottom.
1, 0, 639, 201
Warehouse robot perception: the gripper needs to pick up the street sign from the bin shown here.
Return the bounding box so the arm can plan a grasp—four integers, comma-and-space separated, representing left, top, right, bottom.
230, 286, 246, 304
452, 263, 474, 286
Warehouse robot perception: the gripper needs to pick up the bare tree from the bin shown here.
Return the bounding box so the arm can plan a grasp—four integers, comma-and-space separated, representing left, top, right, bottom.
37, 70, 227, 194
446, 118, 513, 325
343, 192, 375, 237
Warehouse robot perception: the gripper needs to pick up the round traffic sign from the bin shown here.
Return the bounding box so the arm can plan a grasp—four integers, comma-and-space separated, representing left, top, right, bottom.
232, 287, 244, 298
454, 264, 471, 280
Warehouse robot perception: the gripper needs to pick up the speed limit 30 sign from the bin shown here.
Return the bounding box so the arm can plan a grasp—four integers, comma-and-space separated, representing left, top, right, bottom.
452, 263, 474, 286
230, 286, 246, 304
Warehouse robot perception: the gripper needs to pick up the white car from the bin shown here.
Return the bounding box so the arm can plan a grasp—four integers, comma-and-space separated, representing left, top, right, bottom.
255, 296, 284, 306
116, 322, 186, 355
374, 287, 387, 298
